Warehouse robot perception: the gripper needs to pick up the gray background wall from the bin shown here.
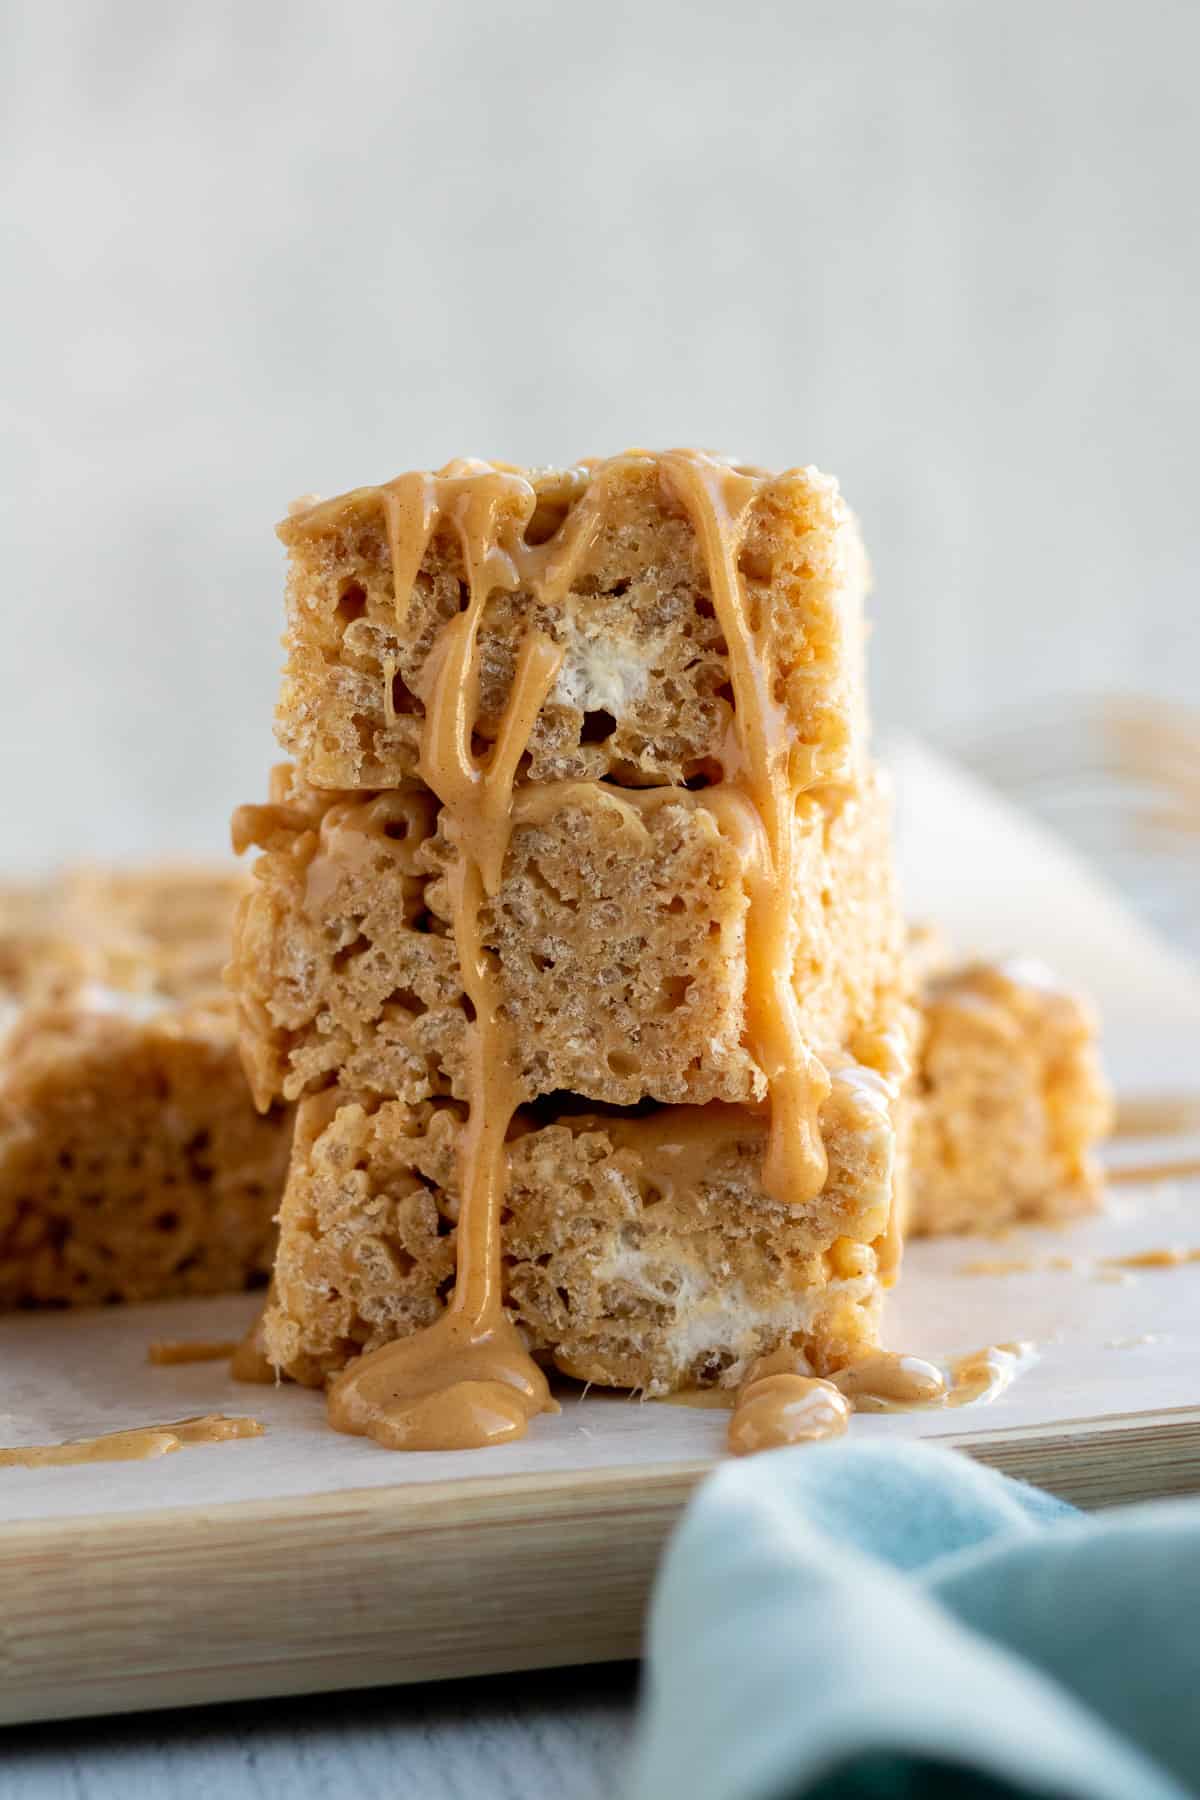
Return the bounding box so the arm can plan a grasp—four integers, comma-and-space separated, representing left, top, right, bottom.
3, 0, 1197, 867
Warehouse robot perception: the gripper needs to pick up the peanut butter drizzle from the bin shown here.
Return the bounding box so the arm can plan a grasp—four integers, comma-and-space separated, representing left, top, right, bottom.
0, 1414, 263, 1469
945, 1341, 1034, 1407
661, 453, 829, 1207
578, 1101, 767, 1198
231, 1303, 276, 1383
723, 1337, 1037, 1452
827, 1349, 946, 1411
727, 1375, 850, 1455
1113, 1095, 1200, 1138
1102, 1246, 1200, 1269
841, 1021, 912, 1286
327, 462, 624, 1452
957, 1257, 1036, 1278
1107, 1159, 1200, 1187
322, 452, 836, 1452
148, 1338, 240, 1366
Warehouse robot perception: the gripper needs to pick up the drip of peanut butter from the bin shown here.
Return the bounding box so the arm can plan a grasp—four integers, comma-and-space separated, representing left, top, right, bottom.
945, 1342, 1034, 1407
230, 1306, 277, 1383
1106, 1159, 1200, 1188
847, 1022, 912, 1285
721, 1338, 1031, 1452
727, 1374, 850, 1454
321, 452, 838, 1452
957, 1257, 1037, 1278
827, 1349, 946, 1411
0, 1414, 263, 1469
573, 1102, 767, 1202
1102, 1246, 1200, 1269
660, 454, 830, 1207
148, 1338, 240, 1366
1112, 1096, 1200, 1138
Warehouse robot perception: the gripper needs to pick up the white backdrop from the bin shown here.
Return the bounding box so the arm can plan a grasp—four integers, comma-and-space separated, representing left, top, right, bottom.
2, 0, 1197, 867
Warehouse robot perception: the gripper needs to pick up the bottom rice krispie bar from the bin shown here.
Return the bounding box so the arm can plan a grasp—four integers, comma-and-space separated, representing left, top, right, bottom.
261, 1006, 913, 1396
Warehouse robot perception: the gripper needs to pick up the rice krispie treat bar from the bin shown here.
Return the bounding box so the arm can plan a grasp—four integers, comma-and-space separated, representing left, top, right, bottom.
275, 455, 869, 795
0, 1005, 288, 1307
0, 867, 291, 1308
0, 865, 245, 1013
58, 864, 249, 1001
908, 957, 1112, 1235
235, 451, 909, 1449
231, 762, 900, 1115
257, 1004, 910, 1396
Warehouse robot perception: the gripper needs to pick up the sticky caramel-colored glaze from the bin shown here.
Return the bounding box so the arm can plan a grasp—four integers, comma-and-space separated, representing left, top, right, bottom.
148, 1338, 240, 1366
828, 1349, 946, 1411
672, 1336, 1023, 1435
661, 453, 829, 1207
957, 1258, 1036, 1278
325, 452, 837, 1452
328, 463, 626, 1451
849, 1021, 911, 1283
741, 1341, 814, 1385
1113, 1097, 1200, 1138
1102, 1246, 1200, 1269
946, 1341, 1033, 1407
0, 1413, 263, 1469
727, 1373, 850, 1454
1107, 1159, 1200, 1187
581, 1101, 768, 1203
230, 1307, 276, 1383
329, 1324, 557, 1450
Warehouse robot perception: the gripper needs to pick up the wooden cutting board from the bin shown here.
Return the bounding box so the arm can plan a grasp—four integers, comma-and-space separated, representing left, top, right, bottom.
1, 1165, 1197, 1727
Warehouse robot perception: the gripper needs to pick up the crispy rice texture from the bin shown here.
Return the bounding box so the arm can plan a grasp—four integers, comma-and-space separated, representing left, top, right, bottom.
262, 1000, 910, 1396
231, 764, 902, 1114
275, 460, 869, 793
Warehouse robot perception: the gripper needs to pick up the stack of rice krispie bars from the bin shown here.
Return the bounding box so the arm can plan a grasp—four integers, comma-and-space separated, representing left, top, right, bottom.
0, 450, 1115, 1439
0, 868, 290, 1307
231, 451, 917, 1443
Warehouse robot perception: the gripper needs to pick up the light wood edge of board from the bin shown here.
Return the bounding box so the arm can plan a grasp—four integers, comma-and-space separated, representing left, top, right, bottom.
1, 1413, 1198, 1728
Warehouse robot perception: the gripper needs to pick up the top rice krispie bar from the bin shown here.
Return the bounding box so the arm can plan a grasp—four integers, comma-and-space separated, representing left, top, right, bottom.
275, 456, 869, 793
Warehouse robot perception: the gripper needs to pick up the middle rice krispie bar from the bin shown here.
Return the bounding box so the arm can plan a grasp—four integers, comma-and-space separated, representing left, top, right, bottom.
231, 762, 902, 1115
